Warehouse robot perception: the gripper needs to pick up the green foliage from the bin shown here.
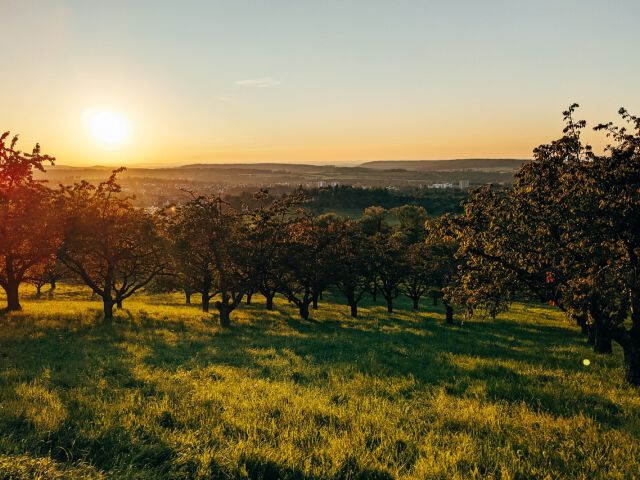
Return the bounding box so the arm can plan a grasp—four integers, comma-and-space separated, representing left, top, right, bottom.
449, 105, 640, 384
0, 286, 638, 479
303, 185, 467, 217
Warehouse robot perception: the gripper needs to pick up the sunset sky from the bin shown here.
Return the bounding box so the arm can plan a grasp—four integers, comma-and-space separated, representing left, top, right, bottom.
2, 0, 639, 166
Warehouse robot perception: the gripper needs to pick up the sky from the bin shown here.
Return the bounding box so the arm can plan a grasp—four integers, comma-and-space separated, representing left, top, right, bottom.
1, 0, 639, 166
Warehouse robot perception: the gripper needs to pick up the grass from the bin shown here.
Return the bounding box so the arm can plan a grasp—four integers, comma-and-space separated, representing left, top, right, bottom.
0, 286, 639, 479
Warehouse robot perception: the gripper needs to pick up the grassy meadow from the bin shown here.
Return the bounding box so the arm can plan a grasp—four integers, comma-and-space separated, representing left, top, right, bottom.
0, 286, 639, 479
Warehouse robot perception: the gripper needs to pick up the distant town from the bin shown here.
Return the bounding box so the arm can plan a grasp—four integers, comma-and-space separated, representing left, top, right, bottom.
37, 159, 522, 210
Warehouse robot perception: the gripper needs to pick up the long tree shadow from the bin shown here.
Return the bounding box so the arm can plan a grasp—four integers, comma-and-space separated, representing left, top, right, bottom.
0, 317, 196, 476
0, 299, 633, 477
0, 306, 405, 479
138, 304, 626, 430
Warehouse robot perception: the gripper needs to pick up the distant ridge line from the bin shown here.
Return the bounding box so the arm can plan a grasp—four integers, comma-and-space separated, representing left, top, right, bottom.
359, 159, 529, 171
46, 159, 529, 173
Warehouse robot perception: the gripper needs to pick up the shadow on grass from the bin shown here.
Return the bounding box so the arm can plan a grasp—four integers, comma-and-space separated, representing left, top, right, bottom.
0, 318, 188, 476
0, 297, 628, 478
135, 302, 623, 428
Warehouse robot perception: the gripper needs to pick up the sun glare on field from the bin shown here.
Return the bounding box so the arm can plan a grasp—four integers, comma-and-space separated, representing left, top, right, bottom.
84, 109, 129, 147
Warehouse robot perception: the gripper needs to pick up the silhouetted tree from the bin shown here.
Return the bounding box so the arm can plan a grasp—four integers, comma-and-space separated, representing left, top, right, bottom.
424, 217, 460, 324
245, 190, 305, 310
277, 213, 337, 319
43, 260, 67, 299
401, 242, 432, 310
165, 200, 218, 312
27, 259, 66, 299
27, 267, 48, 298
170, 195, 249, 327
146, 271, 198, 305
0, 132, 59, 310
57, 169, 167, 320
331, 220, 374, 317
450, 105, 640, 385
371, 233, 406, 313
311, 213, 346, 308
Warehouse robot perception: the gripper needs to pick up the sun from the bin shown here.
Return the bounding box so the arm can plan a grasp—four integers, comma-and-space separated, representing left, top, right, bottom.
84, 109, 129, 147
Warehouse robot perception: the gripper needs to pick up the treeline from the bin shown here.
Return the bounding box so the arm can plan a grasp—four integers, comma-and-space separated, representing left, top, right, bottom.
225, 185, 468, 217
159, 199, 457, 326
303, 186, 468, 217
1, 104, 640, 386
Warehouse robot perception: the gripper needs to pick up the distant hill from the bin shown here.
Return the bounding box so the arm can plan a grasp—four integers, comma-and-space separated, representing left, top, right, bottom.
47, 159, 528, 175
179, 163, 340, 173
359, 159, 528, 171
38, 160, 523, 190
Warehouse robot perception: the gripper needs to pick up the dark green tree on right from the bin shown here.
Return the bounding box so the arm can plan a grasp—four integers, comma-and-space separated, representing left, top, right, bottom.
449, 105, 640, 385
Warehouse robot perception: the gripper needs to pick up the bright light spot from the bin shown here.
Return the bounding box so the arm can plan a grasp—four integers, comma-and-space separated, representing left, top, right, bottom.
84, 109, 128, 147
583, 359, 591, 366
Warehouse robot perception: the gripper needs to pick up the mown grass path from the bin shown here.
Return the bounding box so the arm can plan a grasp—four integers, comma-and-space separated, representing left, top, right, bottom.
0, 287, 638, 479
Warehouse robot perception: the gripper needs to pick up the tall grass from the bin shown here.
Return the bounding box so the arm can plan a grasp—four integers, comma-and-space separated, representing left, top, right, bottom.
0, 286, 638, 479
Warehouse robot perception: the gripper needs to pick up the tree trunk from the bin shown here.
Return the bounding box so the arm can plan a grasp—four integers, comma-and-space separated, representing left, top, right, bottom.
202, 274, 212, 312
218, 306, 231, 328
116, 299, 123, 309
587, 326, 596, 345
445, 304, 454, 324
202, 294, 210, 312
412, 297, 419, 310
265, 293, 274, 310
103, 298, 114, 320
48, 281, 56, 299
622, 339, 640, 386
589, 304, 613, 354
575, 312, 589, 336
185, 290, 192, 305
580, 322, 589, 336
5, 281, 21, 311
593, 322, 613, 354
386, 298, 393, 313
246, 292, 252, 305
35, 285, 42, 298
345, 291, 358, 317
299, 302, 310, 319
312, 294, 319, 309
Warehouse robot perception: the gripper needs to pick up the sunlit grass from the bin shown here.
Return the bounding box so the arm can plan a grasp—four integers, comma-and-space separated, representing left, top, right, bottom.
0, 286, 639, 478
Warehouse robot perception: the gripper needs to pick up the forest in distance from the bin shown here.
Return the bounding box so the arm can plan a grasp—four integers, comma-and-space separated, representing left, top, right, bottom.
34, 160, 509, 213
1, 105, 640, 478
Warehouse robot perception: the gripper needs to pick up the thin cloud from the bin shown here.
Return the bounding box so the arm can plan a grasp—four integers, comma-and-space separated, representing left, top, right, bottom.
216, 94, 238, 102
234, 77, 281, 88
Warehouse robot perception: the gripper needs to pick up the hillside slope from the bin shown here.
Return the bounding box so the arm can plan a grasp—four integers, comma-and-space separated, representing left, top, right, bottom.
0, 287, 638, 478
